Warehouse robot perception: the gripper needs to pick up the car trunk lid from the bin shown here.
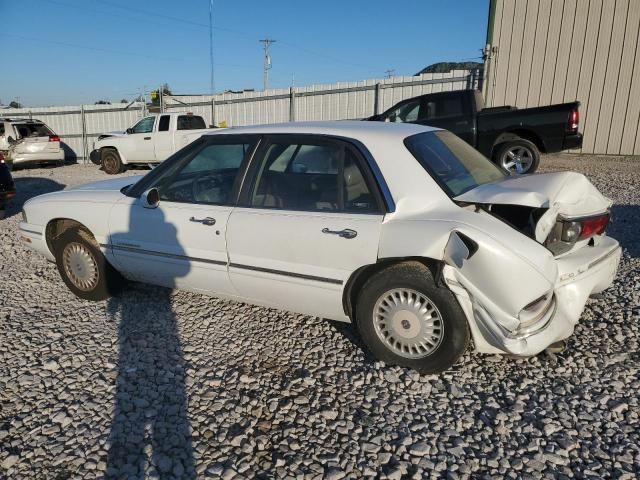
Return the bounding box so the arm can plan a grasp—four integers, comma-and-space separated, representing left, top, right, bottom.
454, 171, 612, 243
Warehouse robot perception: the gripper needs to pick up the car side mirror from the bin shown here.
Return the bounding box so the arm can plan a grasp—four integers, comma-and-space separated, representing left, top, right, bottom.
126, 128, 133, 134
443, 231, 476, 268
7, 136, 16, 145
142, 188, 160, 209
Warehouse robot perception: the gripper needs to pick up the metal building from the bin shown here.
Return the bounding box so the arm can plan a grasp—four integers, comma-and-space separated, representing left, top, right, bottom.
483, 0, 640, 155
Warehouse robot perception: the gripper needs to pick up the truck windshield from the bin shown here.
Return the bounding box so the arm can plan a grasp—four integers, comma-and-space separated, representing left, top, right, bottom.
404, 130, 506, 197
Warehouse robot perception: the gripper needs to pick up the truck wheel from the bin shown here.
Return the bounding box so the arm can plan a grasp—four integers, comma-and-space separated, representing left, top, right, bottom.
495, 139, 540, 175
355, 261, 469, 374
102, 149, 124, 175
54, 228, 124, 301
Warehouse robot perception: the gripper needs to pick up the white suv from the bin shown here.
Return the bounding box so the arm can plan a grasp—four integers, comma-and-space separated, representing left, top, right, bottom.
0, 118, 65, 167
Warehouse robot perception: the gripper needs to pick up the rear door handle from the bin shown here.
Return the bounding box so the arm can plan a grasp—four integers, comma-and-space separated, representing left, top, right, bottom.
322, 228, 357, 239
190, 216, 216, 226
144, 136, 151, 140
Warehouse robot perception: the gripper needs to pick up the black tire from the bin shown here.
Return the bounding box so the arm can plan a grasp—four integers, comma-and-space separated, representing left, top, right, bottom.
494, 138, 540, 175
101, 149, 124, 175
355, 261, 469, 374
54, 228, 124, 301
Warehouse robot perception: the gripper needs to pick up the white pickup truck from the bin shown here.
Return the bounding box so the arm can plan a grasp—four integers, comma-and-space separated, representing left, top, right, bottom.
90, 112, 212, 174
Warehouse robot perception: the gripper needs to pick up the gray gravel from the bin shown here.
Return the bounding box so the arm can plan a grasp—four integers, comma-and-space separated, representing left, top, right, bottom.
1, 155, 639, 479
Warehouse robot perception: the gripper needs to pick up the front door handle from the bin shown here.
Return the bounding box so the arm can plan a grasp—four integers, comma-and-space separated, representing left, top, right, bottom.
144, 136, 151, 140
322, 228, 357, 239
190, 216, 216, 226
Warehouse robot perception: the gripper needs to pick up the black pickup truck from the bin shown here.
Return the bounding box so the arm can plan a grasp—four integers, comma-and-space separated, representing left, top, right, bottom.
369, 89, 582, 174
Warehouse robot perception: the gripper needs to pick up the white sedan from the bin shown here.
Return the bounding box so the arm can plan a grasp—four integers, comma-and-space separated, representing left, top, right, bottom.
19, 122, 621, 373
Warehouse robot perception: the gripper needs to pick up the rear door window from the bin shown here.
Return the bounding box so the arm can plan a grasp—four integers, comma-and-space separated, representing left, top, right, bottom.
420, 94, 465, 121
247, 137, 380, 213
158, 115, 171, 132
177, 115, 206, 130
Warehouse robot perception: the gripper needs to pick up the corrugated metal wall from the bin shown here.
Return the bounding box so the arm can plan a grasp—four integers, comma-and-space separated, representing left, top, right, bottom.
485, 0, 640, 155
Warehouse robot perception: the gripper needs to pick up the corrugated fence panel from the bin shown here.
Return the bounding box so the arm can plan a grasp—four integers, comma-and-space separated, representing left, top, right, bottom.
1, 72, 477, 159
486, 0, 640, 155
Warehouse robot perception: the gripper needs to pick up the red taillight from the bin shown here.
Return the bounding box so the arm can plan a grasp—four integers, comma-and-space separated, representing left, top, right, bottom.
579, 214, 609, 240
568, 109, 579, 131
49, 135, 60, 142
0, 152, 4, 161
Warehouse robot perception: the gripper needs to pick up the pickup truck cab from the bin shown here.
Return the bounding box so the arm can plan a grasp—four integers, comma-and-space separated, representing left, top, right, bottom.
90, 113, 211, 174
371, 90, 582, 174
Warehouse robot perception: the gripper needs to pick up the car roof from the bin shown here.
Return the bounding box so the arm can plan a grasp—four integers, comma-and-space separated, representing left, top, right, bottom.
204, 120, 440, 142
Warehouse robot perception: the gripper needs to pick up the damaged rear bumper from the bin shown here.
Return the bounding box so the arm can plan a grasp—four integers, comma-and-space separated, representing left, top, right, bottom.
445, 236, 621, 356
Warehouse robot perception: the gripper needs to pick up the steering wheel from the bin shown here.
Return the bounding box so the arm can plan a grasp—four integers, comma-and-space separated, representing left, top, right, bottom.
192, 173, 222, 202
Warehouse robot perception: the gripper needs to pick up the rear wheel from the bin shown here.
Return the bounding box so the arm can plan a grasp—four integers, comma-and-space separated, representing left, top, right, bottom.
54, 228, 123, 300
101, 149, 124, 175
355, 261, 469, 374
495, 138, 540, 175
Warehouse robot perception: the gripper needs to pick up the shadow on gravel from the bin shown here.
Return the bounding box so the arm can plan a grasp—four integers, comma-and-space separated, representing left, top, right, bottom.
105, 206, 195, 479
3, 177, 65, 219
329, 321, 378, 367
609, 204, 640, 258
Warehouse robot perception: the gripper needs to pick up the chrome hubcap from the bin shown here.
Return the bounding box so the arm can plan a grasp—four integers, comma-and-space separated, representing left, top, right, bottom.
63, 242, 98, 291
502, 146, 533, 174
373, 288, 444, 359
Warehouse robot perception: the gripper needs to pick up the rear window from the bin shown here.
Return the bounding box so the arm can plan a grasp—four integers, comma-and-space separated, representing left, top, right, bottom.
13, 123, 53, 138
177, 115, 206, 130
404, 131, 505, 197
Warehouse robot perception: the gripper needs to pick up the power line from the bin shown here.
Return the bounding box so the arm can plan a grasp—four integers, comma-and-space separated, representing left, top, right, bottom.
38, 0, 383, 75
384, 69, 395, 79
259, 39, 276, 91
0, 33, 184, 62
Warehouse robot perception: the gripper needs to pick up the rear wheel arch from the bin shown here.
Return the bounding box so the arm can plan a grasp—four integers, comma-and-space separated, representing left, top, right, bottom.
343, 257, 444, 321
491, 129, 545, 157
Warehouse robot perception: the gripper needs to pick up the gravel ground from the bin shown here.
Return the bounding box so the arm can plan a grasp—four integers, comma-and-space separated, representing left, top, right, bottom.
1, 154, 639, 479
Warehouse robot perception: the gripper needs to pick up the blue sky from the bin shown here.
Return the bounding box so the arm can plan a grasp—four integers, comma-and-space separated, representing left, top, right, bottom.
0, 0, 489, 107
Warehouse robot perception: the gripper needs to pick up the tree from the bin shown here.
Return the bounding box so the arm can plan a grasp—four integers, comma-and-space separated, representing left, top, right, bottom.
9, 101, 22, 108
415, 62, 482, 75
120, 99, 128, 104
151, 83, 173, 105
95, 100, 111, 105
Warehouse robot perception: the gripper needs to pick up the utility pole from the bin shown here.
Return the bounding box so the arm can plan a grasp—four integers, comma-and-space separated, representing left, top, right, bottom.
209, 0, 215, 95
384, 69, 395, 79
259, 38, 276, 91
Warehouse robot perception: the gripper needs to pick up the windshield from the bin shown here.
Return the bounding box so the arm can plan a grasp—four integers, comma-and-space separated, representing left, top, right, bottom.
404, 130, 506, 197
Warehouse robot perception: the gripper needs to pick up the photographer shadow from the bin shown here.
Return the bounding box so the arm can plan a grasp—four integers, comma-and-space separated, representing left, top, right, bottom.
105, 201, 195, 479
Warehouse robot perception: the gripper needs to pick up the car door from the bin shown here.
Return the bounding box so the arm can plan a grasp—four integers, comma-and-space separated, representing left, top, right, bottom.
153, 114, 174, 162
226, 135, 386, 321
108, 135, 259, 296
126, 116, 156, 162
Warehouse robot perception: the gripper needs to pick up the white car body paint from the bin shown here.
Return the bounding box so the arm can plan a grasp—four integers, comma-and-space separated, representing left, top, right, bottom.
19, 121, 621, 357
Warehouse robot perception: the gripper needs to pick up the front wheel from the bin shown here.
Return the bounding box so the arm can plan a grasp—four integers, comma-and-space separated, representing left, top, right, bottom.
101, 149, 124, 175
54, 228, 123, 301
355, 261, 470, 374
495, 138, 540, 175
